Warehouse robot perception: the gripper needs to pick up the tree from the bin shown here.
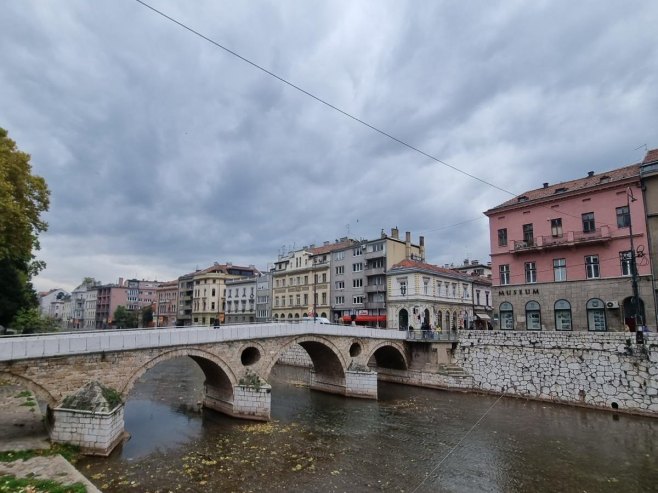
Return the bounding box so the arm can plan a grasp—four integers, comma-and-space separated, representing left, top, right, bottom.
141, 305, 154, 327
11, 307, 60, 334
0, 127, 50, 325
113, 306, 138, 329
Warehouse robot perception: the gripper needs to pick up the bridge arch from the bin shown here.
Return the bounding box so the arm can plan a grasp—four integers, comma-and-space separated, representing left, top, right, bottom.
0, 372, 57, 406
120, 348, 238, 399
365, 341, 408, 371
263, 335, 348, 382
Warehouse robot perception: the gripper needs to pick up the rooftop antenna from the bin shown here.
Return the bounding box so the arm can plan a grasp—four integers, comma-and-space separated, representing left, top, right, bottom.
633, 144, 647, 152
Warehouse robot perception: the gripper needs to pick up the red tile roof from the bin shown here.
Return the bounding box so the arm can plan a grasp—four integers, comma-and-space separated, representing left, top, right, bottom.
390, 259, 474, 282
487, 163, 641, 213
310, 239, 356, 255
643, 148, 658, 165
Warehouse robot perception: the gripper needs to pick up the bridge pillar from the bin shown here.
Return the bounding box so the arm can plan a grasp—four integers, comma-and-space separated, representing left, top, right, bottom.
309, 369, 378, 399
49, 404, 125, 456
203, 383, 271, 421
345, 369, 378, 399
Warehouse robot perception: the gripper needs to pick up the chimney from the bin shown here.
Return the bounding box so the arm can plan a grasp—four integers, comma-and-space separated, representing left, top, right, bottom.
587, 171, 594, 177
463, 258, 469, 266
381, 229, 386, 239
391, 227, 399, 240
419, 235, 425, 261
118, 277, 124, 287
543, 182, 549, 188
405, 231, 411, 259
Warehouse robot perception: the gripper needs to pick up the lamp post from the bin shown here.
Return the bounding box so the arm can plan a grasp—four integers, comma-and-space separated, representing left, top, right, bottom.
627, 188, 642, 330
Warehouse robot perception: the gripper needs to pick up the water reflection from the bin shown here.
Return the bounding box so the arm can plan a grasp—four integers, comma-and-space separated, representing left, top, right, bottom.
80, 357, 658, 493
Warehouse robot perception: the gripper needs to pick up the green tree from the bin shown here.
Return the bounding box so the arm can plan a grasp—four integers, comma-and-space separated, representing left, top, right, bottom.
10, 307, 60, 334
113, 306, 138, 329
0, 127, 50, 326
141, 305, 154, 327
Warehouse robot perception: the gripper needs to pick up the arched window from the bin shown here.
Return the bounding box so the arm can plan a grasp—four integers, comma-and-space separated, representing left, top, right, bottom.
499, 302, 514, 330
288, 313, 293, 319
321, 312, 327, 318
445, 311, 450, 328
437, 310, 443, 329
294, 313, 299, 319
525, 301, 541, 330
452, 311, 458, 329
399, 308, 409, 329
554, 300, 572, 331
587, 298, 606, 331
274, 314, 278, 319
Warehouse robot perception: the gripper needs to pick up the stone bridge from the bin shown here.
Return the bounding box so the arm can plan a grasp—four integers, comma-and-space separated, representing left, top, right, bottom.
0, 322, 454, 454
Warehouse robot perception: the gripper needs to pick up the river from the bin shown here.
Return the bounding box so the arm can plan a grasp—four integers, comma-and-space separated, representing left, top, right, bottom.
79, 357, 658, 492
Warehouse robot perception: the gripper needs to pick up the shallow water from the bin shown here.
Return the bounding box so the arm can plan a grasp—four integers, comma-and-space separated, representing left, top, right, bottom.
79, 358, 658, 492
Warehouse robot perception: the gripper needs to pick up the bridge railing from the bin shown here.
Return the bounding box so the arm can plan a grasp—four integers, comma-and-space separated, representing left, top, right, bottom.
405, 330, 459, 342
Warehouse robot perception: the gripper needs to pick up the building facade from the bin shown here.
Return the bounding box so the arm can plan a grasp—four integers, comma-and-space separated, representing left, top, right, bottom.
386, 259, 478, 330
255, 271, 273, 322
331, 228, 424, 326
225, 277, 257, 323
154, 280, 178, 327
640, 148, 658, 328
95, 282, 128, 329
486, 162, 656, 332
38, 289, 69, 319
450, 259, 492, 279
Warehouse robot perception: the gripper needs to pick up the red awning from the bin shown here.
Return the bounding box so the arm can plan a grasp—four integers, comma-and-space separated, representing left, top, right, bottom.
355, 315, 386, 323
341, 315, 352, 322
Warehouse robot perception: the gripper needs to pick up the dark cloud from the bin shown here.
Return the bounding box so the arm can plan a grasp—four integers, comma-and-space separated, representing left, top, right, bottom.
1, 0, 657, 291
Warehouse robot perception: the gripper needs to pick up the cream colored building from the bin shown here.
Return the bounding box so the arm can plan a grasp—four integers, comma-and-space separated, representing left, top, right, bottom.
272, 239, 354, 320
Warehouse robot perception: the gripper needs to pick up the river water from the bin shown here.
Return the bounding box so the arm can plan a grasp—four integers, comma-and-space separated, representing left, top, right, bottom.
79, 357, 658, 493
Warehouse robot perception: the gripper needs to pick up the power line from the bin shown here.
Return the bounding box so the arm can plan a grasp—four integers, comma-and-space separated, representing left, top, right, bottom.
134, 0, 514, 196
135, 0, 642, 235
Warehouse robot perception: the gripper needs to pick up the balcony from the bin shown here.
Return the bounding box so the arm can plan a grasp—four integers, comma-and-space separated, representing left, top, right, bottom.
364, 249, 385, 261
364, 266, 386, 276
364, 284, 386, 294
365, 301, 386, 310
512, 226, 611, 254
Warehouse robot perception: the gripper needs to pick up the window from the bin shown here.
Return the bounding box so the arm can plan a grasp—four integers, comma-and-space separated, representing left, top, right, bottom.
353, 296, 364, 304
524, 262, 537, 283
322, 273, 327, 283
498, 228, 508, 247
620, 251, 633, 276
296, 294, 301, 306
211, 288, 216, 296
423, 278, 430, 295
321, 292, 327, 304
353, 247, 363, 256
586, 298, 607, 331
372, 243, 384, 252
353, 279, 363, 288
585, 255, 600, 279
304, 275, 308, 284
550, 218, 563, 237
525, 301, 541, 330
335, 296, 344, 305
335, 281, 345, 290
616, 206, 630, 228
303, 293, 308, 305
399, 279, 407, 296
522, 223, 534, 246
499, 264, 510, 285
582, 212, 595, 233
499, 302, 514, 330
352, 263, 363, 272
335, 266, 344, 275
553, 258, 566, 282
554, 300, 572, 331
334, 251, 345, 260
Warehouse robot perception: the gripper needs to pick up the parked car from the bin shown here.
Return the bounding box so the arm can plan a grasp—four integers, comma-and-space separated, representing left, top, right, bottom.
314, 317, 331, 324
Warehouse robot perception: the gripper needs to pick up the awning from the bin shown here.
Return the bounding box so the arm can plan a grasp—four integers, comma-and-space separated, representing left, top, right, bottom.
476, 313, 491, 320
355, 315, 387, 323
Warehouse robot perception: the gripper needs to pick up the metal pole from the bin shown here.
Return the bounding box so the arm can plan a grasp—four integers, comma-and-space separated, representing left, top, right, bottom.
628, 188, 642, 328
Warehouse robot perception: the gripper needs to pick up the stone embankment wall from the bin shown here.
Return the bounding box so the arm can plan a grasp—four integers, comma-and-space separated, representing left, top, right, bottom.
277, 345, 313, 368
455, 331, 658, 414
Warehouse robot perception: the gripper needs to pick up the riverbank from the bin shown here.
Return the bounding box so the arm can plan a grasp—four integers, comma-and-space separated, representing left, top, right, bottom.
0, 382, 101, 493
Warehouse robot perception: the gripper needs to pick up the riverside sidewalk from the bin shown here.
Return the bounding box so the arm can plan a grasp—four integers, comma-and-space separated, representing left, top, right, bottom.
0, 383, 101, 493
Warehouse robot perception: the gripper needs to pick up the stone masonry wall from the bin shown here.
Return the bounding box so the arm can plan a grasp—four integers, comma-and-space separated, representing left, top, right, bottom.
277, 345, 313, 368
455, 331, 658, 414
50, 405, 124, 455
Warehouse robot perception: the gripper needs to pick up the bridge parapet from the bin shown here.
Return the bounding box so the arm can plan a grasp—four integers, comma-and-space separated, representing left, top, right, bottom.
0, 322, 406, 362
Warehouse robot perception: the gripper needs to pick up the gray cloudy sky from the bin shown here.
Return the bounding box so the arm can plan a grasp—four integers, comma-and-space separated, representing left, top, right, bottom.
2, 0, 657, 292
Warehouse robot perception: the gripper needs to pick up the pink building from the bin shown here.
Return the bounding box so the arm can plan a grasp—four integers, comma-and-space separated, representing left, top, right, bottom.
95, 283, 128, 329
155, 280, 178, 327
485, 162, 655, 332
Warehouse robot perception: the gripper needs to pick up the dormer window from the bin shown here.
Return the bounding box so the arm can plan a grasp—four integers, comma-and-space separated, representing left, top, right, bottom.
599, 175, 610, 183
517, 196, 528, 202
554, 187, 568, 194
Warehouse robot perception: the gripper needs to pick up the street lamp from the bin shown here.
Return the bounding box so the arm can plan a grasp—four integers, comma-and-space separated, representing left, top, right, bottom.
627, 188, 642, 330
